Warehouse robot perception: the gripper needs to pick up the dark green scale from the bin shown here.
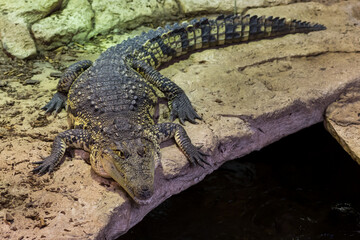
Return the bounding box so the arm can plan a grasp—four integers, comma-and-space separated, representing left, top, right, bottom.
34, 14, 325, 204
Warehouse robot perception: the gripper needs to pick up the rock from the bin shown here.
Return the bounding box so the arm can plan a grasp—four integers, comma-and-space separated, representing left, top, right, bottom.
5, 213, 14, 223
0, 80, 8, 87
0, 0, 64, 24
24, 79, 40, 85
0, 0, 64, 58
0, 17, 37, 59
31, 0, 94, 50
325, 87, 360, 165
88, 0, 179, 38
177, 0, 298, 14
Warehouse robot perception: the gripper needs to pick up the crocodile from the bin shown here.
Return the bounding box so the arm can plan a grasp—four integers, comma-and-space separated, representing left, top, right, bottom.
32, 14, 326, 204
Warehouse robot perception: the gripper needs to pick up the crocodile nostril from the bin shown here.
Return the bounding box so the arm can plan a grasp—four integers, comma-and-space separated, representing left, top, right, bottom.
138, 185, 152, 199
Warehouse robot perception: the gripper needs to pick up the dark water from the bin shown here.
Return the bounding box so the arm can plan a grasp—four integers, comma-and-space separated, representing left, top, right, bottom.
120, 124, 360, 240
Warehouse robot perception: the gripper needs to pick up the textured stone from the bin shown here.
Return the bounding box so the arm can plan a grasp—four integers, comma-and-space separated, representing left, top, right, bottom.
88, 0, 179, 38
325, 87, 360, 165
0, 17, 37, 59
0, 0, 63, 57
0, 0, 63, 24
177, 0, 298, 14
31, 0, 94, 50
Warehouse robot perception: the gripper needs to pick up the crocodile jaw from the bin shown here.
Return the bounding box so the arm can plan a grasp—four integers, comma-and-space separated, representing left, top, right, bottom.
100, 148, 155, 205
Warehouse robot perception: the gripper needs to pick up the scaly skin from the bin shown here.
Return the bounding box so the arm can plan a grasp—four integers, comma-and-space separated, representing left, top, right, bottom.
33, 14, 325, 204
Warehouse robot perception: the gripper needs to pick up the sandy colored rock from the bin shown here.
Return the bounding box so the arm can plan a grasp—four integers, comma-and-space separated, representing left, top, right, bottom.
0, 0, 63, 24
88, 0, 179, 38
177, 0, 297, 14
0, 0, 63, 58
1, 1, 360, 239
325, 87, 360, 165
0, 17, 37, 59
31, 0, 94, 51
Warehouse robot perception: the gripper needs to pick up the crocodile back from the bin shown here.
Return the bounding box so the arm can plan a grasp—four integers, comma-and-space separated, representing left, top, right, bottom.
67, 60, 158, 131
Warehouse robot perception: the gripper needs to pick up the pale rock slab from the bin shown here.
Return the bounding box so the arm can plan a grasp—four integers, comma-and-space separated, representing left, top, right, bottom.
0, 0, 62, 58
325, 87, 360, 165
177, 0, 298, 14
0, 0, 63, 24
88, 0, 179, 38
31, 0, 94, 50
0, 17, 37, 59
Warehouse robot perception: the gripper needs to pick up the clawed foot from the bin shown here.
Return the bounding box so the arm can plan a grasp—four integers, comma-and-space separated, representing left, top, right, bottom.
32, 155, 61, 175
170, 92, 201, 125
42, 92, 67, 114
187, 145, 210, 168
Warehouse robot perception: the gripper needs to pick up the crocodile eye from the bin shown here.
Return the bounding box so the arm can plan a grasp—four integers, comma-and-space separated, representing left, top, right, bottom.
114, 150, 125, 159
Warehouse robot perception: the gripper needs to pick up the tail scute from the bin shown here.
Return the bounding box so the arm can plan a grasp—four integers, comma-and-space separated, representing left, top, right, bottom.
135, 14, 326, 68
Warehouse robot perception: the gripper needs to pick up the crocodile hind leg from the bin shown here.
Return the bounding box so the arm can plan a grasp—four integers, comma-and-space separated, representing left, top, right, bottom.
32, 129, 91, 175
42, 60, 92, 114
151, 122, 209, 167
131, 60, 201, 124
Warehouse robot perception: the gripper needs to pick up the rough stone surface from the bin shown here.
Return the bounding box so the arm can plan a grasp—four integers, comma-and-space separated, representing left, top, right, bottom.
0, 0, 63, 58
88, 0, 179, 38
31, 0, 94, 51
1, 1, 360, 239
0, 17, 37, 59
177, 0, 298, 14
0, 0, 63, 24
325, 87, 360, 165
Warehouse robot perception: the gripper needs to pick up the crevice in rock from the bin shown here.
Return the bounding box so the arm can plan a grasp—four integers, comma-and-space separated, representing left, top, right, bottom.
86, 0, 96, 39
174, 0, 185, 16
237, 50, 360, 72
239, 0, 341, 16
327, 118, 360, 127
42, 0, 67, 19
0, 131, 53, 142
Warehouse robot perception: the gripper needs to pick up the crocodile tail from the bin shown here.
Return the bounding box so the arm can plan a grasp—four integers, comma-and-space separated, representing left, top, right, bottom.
136, 14, 326, 68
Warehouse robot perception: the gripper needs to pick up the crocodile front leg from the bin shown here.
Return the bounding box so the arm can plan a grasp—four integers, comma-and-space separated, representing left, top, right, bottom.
32, 129, 91, 175
131, 60, 201, 124
151, 122, 209, 167
43, 60, 92, 114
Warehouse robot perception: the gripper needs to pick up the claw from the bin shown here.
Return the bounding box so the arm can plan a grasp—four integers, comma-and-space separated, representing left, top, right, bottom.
194, 157, 205, 168
32, 154, 61, 175
170, 92, 201, 125
42, 92, 67, 115
188, 147, 210, 168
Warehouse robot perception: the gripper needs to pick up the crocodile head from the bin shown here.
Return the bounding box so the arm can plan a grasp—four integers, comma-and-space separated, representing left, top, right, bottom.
99, 137, 158, 205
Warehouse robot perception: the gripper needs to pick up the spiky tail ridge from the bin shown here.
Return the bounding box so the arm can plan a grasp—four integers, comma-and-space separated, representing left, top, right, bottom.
135, 14, 326, 68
